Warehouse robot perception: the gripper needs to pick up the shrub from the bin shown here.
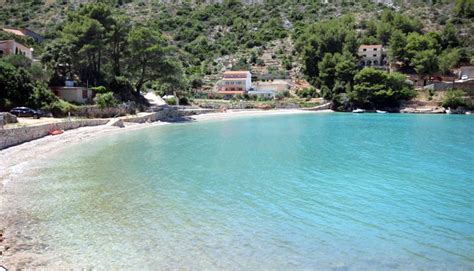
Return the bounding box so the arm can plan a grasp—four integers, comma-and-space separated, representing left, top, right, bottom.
94, 92, 119, 109
275, 90, 290, 100
442, 89, 465, 109
91, 86, 110, 94
44, 99, 78, 117
297, 87, 317, 98
166, 97, 177, 105
28, 81, 59, 109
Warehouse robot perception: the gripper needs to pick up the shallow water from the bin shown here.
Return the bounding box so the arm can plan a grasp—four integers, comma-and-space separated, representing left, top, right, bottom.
3, 113, 474, 269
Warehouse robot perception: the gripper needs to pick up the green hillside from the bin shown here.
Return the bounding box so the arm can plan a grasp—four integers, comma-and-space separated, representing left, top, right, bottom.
1, 0, 473, 112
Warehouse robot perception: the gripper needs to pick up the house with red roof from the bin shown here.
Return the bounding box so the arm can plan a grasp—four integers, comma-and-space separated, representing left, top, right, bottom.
218, 71, 252, 95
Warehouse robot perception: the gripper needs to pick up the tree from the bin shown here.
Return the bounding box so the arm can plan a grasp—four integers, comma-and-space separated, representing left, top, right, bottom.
440, 23, 460, 49
453, 0, 474, 18
108, 15, 131, 77
0, 62, 34, 109
405, 32, 438, 62
351, 67, 415, 109
438, 49, 460, 74
335, 51, 357, 84
294, 16, 358, 84
442, 89, 466, 109
388, 30, 407, 64
126, 26, 179, 93
411, 49, 439, 80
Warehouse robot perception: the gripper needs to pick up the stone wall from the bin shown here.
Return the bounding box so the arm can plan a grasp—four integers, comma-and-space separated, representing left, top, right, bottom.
0, 119, 108, 150
73, 104, 137, 118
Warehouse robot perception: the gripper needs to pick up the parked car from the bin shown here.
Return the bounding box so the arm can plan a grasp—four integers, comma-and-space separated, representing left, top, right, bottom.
9, 107, 44, 119
461, 74, 469, 80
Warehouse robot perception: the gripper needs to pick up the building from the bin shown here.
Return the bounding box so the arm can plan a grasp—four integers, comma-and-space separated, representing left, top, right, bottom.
2, 28, 43, 43
0, 40, 33, 60
358, 45, 385, 68
218, 71, 252, 95
253, 80, 290, 92
51, 81, 93, 104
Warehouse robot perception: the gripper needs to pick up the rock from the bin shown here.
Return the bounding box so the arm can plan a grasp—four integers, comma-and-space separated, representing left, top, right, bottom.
0, 112, 18, 125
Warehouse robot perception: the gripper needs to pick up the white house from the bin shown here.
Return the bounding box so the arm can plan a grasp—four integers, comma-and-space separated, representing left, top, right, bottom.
358, 45, 386, 68
218, 71, 252, 95
51, 81, 93, 104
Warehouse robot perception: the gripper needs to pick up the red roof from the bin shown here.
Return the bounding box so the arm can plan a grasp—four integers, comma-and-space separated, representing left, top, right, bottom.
359, 44, 383, 49
223, 71, 250, 75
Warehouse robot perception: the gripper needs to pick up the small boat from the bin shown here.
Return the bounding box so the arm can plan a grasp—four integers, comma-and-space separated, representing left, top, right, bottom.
376, 110, 388, 114
49, 129, 64, 136
352, 108, 365, 113
446, 107, 452, 114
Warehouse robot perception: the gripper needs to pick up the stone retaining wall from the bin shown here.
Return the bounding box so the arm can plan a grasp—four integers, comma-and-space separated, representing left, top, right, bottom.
0, 119, 108, 150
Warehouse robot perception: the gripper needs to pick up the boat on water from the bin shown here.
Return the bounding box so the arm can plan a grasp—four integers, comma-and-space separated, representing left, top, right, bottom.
376, 110, 388, 114
352, 108, 365, 113
446, 107, 452, 114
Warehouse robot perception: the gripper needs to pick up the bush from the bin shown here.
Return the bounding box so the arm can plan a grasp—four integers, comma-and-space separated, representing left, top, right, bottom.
275, 90, 290, 100
28, 81, 59, 109
297, 87, 317, 98
91, 86, 110, 94
166, 97, 177, 105
44, 99, 78, 117
442, 89, 465, 109
94, 92, 119, 109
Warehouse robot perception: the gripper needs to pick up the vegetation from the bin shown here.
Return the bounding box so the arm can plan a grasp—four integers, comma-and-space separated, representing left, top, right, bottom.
94, 92, 119, 109
351, 68, 416, 109
442, 89, 466, 109
1, 1, 473, 112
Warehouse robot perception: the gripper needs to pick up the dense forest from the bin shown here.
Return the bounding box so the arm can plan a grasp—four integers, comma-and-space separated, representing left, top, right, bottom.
1, 0, 473, 111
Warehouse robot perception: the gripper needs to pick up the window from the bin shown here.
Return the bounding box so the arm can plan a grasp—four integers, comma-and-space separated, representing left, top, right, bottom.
0, 50, 3, 57
374, 60, 378, 65
367, 60, 372, 66
373, 54, 377, 57
15, 48, 19, 54
363, 48, 367, 51
82, 89, 88, 99
374, 48, 377, 51
363, 55, 367, 58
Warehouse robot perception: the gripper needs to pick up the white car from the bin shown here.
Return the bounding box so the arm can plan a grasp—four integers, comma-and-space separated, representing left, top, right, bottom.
461, 74, 468, 80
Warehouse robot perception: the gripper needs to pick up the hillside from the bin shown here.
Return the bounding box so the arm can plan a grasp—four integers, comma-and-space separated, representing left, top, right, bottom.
1, 0, 473, 112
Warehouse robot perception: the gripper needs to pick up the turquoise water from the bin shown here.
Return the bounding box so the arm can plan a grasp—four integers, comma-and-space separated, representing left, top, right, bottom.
5, 113, 474, 269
